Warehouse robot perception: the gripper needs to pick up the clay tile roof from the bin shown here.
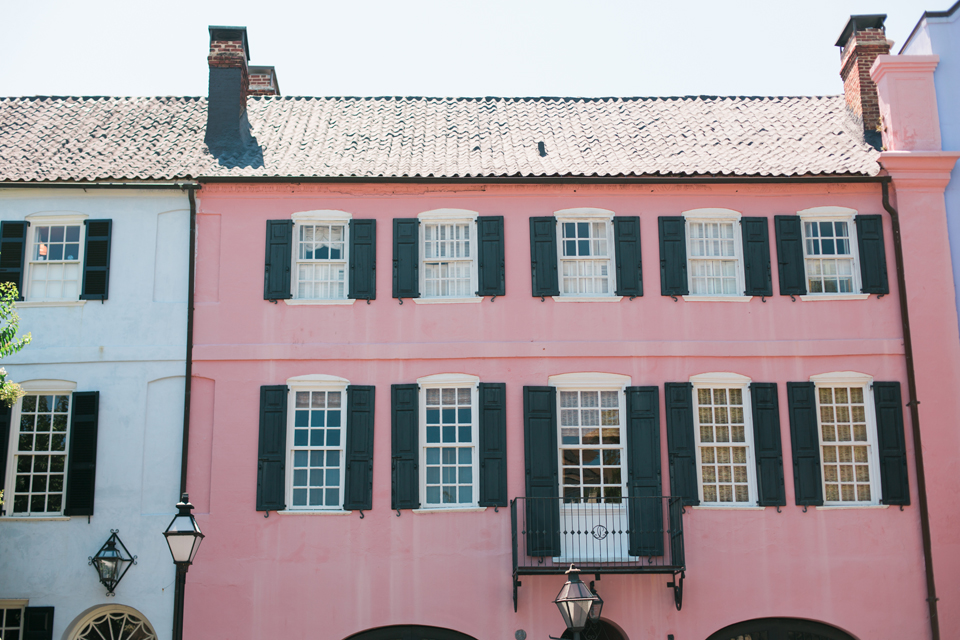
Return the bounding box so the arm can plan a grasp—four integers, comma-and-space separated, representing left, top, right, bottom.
0, 95, 880, 181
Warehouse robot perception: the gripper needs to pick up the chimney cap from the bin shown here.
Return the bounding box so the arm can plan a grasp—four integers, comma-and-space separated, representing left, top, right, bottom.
835, 14, 887, 48
208, 25, 250, 61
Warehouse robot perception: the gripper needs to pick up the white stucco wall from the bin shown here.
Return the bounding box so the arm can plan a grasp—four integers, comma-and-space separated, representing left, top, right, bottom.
0, 189, 189, 640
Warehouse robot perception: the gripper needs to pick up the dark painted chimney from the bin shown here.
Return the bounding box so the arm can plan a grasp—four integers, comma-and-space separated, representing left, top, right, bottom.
205, 25, 253, 152
836, 15, 890, 149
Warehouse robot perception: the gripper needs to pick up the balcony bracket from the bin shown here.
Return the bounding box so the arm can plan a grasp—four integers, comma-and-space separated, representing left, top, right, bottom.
666, 571, 685, 611
513, 571, 521, 612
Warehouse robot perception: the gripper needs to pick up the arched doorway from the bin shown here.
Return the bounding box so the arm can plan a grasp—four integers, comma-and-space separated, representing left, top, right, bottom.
344, 625, 478, 640
65, 605, 157, 640
560, 619, 627, 640
707, 618, 857, 640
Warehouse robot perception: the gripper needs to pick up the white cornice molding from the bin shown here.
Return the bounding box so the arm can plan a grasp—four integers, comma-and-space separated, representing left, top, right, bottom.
291, 210, 352, 222
416, 373, 480, 385
19, 379, 77, 392
548, 372, 631, 389
689, 372, 752, 385
417, 208, 478, 221
797, 206, 858, 218
286, 373, 350, 386
554, 207, 615, 220
809, 371, 873, 385
682, 207, 741, 220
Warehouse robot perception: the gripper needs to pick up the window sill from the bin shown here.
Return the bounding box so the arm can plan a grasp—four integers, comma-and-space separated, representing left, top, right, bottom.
275, 509, 353, 516
681, 296, 753, 303
692, 505, 766, 511
1, 515, 71, 521
283, 299, 356, 306
412, 507, 487, 514
815, 504, 888, 510
551, 296, 623, 303
16, 300, 86, 308
799, 294, 870, 301
412, 297, 483, 305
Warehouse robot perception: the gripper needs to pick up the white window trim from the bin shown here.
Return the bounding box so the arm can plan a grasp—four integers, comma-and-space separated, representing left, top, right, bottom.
683, 210, 745, 298
548, 372, 631, 390
418, 374, 480, 509
554, 208, 615, 220
797, 207, 863, 297
413, 506, 487, 514
290, 213, 351, 303
23, 213, 87, 303
0, 600, 27, 640
417, 210, 479, 302
810, 371, 882, 506
691, 374, 759, 507
284, 375, 349, 512
551, 296, 623, 303
275, 509, 353, 516
554, 212, 617, 298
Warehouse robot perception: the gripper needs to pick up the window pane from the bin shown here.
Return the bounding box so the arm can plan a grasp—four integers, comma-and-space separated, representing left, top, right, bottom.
558, 388, 625, 503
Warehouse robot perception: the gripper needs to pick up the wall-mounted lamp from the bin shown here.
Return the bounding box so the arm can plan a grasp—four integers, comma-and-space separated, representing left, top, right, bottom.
88, 530, 137, 596
551, 564, 603, 640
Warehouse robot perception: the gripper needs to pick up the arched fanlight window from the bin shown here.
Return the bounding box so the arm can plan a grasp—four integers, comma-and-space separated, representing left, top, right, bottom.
72, 609, 157, 640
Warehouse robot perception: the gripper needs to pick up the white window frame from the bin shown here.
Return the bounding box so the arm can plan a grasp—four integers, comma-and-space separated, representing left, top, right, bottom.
810, 371, 882, 506
417, 373, 480, 508
690, 372, 759, 506
20, 212, 88, 306
797, 207, 868, 301
284, 374, 349, 512
0, 600, 27, 640
413, 209, 480, 304
681, 208, 751, 302
3, 379, 77, 518
286, 210, 354, 306
553, 209, 618, 302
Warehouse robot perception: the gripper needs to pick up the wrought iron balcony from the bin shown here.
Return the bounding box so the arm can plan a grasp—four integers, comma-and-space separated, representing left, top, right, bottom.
510, 496, 686, 610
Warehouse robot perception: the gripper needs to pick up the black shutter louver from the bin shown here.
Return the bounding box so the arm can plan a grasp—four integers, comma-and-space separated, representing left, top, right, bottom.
391, 384, 419, 510
664, 383, 699, 505
477, 216, 505, 297
0, 221, 28, 299
23, 607, 54, 640
873, 381, 910, 505
613, 216, 643, 297
855, 215, 890, 295
343, 385, 375, 511
80, 219, 112, 300
264, 220, 293, 300
741, 217, 773, 297
478, 382, 508, 507
348, 219, 377, 300
658, 217, 688, 296
775, 216, 807, 296
750, 383, 786, 506
0, 403, 10, 507
64, 391, 99, 516
529, 217, 559, 297
625, 386, 663, 556
392, 219, 419, 299
523, 386, 560, 556
787, 382, 823, 506
256, 385, 287, 512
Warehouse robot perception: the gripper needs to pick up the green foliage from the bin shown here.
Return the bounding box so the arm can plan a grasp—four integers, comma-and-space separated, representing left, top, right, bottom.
0, 282, 30, 407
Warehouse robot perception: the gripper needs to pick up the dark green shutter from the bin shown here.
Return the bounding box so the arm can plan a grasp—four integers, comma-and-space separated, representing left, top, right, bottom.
63, 392, 99, 516
256, 385, 287, 512
742, 217, 773, 297
855, 215, 890, 295
23, 607, 54, 640
348, 219, 377, 300
751, 383, 786, 506
264, 220, 293, 300
0, 403, 10, 506
392, 219, 419, 299
529, 217, 559, 297
664, 383, 698, 505
0, 221, 28, 299
787, 382, 823, 506
775, 216, 806, 296
391, 384, 419, 510
478, 382, 507, 507
658, 217, 688, 296
873, 381, 909, 505
477, 216, 505, 297
523, 386, 560, 556
614, 216, 643, 297
343, 385, 375, 511
625, 386, 663, 556
80, 219, 112, 300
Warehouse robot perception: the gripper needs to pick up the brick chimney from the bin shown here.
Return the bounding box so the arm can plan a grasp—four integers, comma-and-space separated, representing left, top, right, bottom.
248, 66, 280, 97
205, 26, 254, 152
836, 15, 891, 149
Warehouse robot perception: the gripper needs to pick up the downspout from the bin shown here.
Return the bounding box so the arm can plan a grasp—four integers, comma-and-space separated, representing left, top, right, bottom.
180, 185, 198, 495
882, 179, 940, 640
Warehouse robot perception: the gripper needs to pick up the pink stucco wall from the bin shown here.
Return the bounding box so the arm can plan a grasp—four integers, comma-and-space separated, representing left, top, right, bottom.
182, 180, 954, 640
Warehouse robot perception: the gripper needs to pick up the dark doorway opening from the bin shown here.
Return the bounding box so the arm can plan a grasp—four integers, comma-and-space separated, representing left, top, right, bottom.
344, 625, 478, 640
706, 618, 857, 640
560, 619, 627, 640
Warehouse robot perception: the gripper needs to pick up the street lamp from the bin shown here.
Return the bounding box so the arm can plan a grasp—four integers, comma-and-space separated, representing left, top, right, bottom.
89, 530, 136, 596
552, 564, 603, 640
163, 493, 204, 640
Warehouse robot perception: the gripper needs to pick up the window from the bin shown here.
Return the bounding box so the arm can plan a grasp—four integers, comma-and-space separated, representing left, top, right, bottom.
0, 604, 24, 640
28, 224, 83, 300
418, 374, 479, 507
292, 211, 351, 301
684, 209, 744, 297
798, 207, 860, 295
419, 210, 478, 300
556, 211, 615, 296
286, 375, 347, 510
811, 372, 879, 504
690, 373, 757, 505
5, 392, 73, 515
559, 388, 624, 501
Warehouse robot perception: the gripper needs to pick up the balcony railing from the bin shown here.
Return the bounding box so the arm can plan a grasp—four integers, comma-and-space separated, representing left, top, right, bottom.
510, 496, 686, 610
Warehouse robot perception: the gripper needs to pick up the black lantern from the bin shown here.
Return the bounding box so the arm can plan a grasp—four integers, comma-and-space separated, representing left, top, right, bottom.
553, 565, 603, 635
89, 530, 137, 596
164, 493, 204, 640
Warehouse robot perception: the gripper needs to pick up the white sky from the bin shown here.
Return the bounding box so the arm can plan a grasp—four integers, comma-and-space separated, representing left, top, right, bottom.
0, 0, 941, 99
